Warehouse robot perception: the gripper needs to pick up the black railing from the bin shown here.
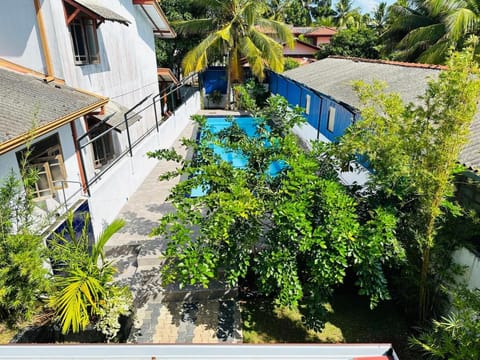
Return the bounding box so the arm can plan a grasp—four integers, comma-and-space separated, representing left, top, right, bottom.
76, 73, 199, 194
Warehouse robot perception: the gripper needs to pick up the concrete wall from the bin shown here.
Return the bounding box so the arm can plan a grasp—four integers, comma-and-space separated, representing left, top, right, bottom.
453, 247, 480, 290
87, 91, 200, 237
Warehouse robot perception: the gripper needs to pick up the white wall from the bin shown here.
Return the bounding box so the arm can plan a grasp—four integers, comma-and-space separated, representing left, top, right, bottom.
87, 92, 200, 237
0, 0, 46, 73
293, 122, 369, 186
0, 151, 22, 181
453, 247, 480, 290
44, 0, 159, 109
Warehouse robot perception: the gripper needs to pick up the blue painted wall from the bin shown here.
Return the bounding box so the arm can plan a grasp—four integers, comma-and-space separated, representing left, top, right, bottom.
201, 67, 227, 94
269, 72, 355, 142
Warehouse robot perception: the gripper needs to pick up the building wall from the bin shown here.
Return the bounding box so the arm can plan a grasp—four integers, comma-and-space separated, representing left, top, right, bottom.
269, 71, 356, 142
88, 91, 201, 237
0, 0, 46, 73
0, 122, 86, 215
453, 247, 480, 289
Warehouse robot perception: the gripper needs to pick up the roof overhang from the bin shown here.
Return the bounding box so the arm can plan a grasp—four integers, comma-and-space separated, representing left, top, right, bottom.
0, 65, 108, 155
133, 0, 176, 38
90, 100, 141, 132
64, 0, 130, 26
0, 97, 108, 156
157, 68, 178, 84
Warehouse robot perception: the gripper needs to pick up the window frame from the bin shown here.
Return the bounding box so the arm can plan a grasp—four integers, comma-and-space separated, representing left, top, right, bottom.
69, 16, 100, 65
327, 107, 336, 133
16, 134, 67, 200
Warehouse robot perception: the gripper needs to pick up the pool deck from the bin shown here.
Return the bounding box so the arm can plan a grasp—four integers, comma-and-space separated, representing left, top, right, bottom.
105, 116, 242, 344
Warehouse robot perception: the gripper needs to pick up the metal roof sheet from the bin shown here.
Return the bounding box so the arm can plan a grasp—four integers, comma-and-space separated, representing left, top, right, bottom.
72, 0, 130, 25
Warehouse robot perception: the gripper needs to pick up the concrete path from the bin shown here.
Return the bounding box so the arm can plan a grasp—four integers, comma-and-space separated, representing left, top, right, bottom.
105, 117, 242, 344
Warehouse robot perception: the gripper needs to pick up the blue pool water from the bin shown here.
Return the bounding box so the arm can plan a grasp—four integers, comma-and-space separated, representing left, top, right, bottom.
191, 116, 286, 197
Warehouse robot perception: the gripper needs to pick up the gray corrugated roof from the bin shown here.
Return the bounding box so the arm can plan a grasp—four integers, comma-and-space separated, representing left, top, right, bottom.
282, 57, 480, 170
283, 57, 441, 108
0, 67, 104, 144
73, 0, 130, 25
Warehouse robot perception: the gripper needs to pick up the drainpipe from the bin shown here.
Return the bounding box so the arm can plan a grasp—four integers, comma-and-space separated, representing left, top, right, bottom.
34, 0, 54, 78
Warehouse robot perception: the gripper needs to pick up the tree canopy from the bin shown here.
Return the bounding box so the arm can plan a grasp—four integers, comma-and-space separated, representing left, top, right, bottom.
149, 92, 403, 330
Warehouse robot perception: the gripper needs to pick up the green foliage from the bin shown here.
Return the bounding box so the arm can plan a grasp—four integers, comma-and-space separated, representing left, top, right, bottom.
334, 47, 480, 319
316, 26, 380, 59
149, 93, 403, 330
177, 0, 293, 109
49, 215, 131, 338
0, 164, 48, 326
283, 57, 300, 71
410, 287, 480, 360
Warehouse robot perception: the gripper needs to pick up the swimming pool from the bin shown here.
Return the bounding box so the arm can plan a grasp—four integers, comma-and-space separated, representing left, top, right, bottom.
190, 116, 286, 197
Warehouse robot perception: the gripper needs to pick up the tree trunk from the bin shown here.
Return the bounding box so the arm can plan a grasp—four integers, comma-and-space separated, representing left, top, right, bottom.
225, 52, 232, 110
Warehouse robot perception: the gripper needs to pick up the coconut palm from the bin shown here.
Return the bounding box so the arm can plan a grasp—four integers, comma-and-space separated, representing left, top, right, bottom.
177, 0, 294, 109
382, 0, 448, 62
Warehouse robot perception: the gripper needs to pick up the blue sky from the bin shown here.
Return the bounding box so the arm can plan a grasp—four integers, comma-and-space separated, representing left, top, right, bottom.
332, 0, 396, 14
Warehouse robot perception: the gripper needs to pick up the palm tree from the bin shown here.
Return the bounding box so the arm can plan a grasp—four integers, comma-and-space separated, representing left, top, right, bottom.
177, 0, 294, 109
49, 216, 127, 334
371, 2, 388, 32
383, 0, 452, 63
334, 0, 358, 27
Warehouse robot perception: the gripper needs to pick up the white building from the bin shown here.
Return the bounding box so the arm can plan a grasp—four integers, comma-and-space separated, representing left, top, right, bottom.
0, 0, 200, 238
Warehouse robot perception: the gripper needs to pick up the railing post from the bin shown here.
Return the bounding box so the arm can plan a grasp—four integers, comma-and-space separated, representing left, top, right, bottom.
124, 112, 133, 157
153, 94, 160, 132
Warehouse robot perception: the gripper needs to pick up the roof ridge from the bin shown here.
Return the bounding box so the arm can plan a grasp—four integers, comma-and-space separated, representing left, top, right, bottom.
327, 55, 448, 70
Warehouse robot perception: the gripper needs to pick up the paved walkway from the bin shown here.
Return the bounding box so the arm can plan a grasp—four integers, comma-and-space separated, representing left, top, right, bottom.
105, 117, 242, 343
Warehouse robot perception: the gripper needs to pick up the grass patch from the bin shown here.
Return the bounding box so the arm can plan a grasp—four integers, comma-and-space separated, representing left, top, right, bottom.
241, 287, 420, 360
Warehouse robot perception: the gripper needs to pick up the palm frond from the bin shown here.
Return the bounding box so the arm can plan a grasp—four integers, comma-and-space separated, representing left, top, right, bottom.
248, 30, 284, 72
173, 19, 216, 35
447, 8, 480, 41
92, 219, 125, 265
182, 33, 223, 75
417, 39, 452, 63
256, 18, 294, 48
397, 23, 446, 49
51, 269, 105, 334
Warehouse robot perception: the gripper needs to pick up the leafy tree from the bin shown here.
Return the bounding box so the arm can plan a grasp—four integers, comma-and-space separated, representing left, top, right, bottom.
410, 287, 480, 359
266, 1, 335, 25
334, 47, 480, 320
177, 0, 294, 108
155, 0, 207, 77
316, 26, 380, 59
0, 158, 49, 326
49, 214, 131, 340
149, 92, 403, 330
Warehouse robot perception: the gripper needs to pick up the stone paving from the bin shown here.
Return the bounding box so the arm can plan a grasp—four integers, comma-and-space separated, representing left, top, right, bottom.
105, 114, 244, 344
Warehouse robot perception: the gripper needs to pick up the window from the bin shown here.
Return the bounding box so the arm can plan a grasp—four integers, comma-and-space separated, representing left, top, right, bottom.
305, 94, 311, 115
87, 117, 115, 169
16, 134, 67, 200
327, 107, 336, 132
64, 3, 100, 65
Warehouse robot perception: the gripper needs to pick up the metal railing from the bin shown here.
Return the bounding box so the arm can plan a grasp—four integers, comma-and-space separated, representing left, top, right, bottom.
76, 73, 199, 195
